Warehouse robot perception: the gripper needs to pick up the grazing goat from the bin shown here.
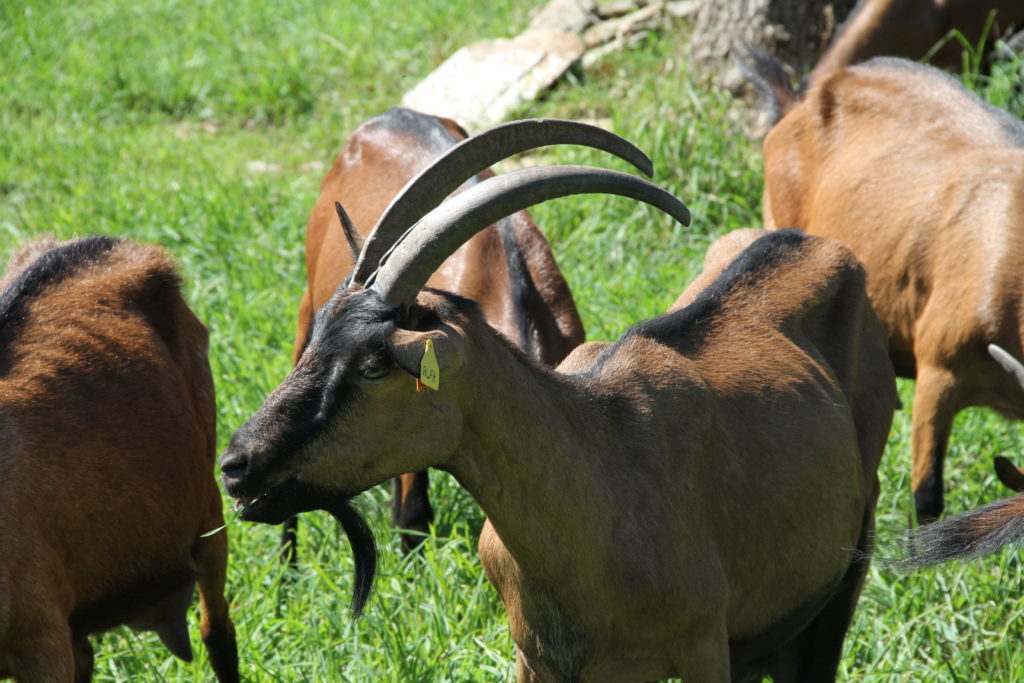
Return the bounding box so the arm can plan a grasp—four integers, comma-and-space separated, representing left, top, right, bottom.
0, 237, 238, 682
288, 107, 598, 553
220, 119, 896, 681
744, 49, 1024, 523
808, 0, 1024, 85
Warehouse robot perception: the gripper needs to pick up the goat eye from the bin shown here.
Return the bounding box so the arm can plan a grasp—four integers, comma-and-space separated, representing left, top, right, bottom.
358, 359, 390, 380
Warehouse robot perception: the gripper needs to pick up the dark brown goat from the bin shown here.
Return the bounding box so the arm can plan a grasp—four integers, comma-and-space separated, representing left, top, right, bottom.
743, 49, 1024, 523
289, 107, 585, 552
219, 120, 896, 680
0, 237, 237, 681
808, 0, 1024, 85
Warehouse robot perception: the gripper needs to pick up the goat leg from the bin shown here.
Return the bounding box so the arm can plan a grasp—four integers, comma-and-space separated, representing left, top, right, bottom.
194, 515, 240, 683
72, 636, 94, 683
391, 471, 434, 553
910, 364, 960, 523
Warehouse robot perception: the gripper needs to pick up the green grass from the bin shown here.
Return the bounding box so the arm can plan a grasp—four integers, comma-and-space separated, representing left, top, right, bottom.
2, 1, 1024, 680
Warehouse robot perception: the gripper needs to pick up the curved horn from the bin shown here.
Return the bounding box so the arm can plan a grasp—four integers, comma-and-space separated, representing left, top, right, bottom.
350, 119, 654, 284
989, 343, 1024, 389
368, 165, 691, 306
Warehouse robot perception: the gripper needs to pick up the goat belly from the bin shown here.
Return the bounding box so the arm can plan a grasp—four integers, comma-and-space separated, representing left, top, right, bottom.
727, 569, 847, 673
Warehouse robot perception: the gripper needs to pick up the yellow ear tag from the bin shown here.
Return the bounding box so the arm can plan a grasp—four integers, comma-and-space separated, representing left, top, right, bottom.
418, 339, 440, 391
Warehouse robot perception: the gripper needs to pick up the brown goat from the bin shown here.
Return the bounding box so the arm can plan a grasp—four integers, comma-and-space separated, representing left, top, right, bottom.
744, 50, 1024, 523
219, 120, 896, 681
0, 237, 238, 681
290, 107, 586, 552
808, 0, 1024, 85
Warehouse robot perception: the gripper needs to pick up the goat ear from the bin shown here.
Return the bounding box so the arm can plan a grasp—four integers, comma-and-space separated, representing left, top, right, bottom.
386, 327, 464, 389
335, 201, 363, 261
994, 456, 1024, 493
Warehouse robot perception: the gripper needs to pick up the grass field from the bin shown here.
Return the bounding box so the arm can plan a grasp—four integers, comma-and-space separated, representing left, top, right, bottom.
3, 1, 1024, 680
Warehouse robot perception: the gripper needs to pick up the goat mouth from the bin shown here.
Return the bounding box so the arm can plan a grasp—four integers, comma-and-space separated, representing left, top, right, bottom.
231, 478, 304, 525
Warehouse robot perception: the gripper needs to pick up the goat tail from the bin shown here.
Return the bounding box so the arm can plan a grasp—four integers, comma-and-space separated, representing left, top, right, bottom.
900, 494, 1024, 570
325, 499, 377, 618
733, 42, 799, 129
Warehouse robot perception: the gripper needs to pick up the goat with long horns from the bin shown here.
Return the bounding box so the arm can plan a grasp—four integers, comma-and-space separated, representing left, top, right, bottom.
221, 120, 896, 681
285, 109, 623, 556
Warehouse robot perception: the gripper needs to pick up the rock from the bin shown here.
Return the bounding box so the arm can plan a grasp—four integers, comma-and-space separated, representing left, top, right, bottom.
401, 29, 584, 131
529, 0, 599, 33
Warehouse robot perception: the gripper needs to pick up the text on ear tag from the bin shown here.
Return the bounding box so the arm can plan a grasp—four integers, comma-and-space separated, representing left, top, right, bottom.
419, 339, 440, 391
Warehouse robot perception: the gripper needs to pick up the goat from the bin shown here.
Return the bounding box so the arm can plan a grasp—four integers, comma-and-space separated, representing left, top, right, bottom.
0, 237, 238, 681
219, 119, 896, 681
287, 107, 604, 554
807, 0, 1024, 86
743, 49, 1024, 523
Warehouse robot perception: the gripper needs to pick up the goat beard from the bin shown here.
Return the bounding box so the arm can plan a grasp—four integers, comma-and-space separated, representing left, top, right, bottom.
236, 478, 377, 618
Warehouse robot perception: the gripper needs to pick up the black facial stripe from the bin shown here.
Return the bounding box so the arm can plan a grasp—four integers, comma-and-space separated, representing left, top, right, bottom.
316, 362, 348, 422
284, 363, 359, 461
228, 360, 357, 495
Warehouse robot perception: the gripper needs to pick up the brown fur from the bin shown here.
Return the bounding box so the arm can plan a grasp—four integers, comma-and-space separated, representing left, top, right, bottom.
969, 495, 1024, 534
222, 229, 896, 681
808, 0, 1024, 85
0, 239, 238, 682
758, 56, 1024, 522
669, 228, 765, 311
293, 107, 584, 550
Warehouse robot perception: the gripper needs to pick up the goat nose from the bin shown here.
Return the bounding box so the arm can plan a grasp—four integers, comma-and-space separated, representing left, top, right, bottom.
219, 447, 250, 485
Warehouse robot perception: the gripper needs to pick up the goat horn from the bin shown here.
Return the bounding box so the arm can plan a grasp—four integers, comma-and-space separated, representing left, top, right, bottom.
350, 119, 654, 285
989, 344, 1024, 388
368, 165, 691, 306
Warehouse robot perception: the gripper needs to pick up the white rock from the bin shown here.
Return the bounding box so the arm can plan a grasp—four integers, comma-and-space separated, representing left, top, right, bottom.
401, 29, 584, 131
529, 0, 598, 33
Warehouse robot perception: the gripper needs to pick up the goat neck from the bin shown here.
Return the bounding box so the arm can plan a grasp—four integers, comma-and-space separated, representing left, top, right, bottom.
440, 326, 618, 581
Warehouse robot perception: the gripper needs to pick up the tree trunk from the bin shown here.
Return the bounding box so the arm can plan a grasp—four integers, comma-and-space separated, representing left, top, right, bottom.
690, 0, 859, 80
